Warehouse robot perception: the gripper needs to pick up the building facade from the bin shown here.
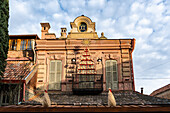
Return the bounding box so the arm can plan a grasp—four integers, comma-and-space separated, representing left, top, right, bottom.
2, 15, 170, 108
35, 15, 135, 93
0, 35, 39, 106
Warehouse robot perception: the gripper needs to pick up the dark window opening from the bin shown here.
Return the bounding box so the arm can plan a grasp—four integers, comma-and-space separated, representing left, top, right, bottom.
79, 22, 87, 32
11, 40, 17, 50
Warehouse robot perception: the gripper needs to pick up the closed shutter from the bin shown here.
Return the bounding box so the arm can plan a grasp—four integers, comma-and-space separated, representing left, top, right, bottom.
56, 61, 62, 90
49, 60, 62, 90
112, 61, 118, 89
106, 60, 118, 90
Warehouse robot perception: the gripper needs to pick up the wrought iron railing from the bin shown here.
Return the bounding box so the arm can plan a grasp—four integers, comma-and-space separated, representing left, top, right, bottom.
72, 74, 103, 93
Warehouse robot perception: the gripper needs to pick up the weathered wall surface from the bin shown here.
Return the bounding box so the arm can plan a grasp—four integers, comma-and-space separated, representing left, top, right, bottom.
35, 39, 135, 91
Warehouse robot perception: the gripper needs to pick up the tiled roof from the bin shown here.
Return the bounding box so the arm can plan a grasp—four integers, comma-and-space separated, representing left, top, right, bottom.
150, 84, 170, 96
1, 104, 170, 112
23, 90, 170, 106
2, 62, 33, 81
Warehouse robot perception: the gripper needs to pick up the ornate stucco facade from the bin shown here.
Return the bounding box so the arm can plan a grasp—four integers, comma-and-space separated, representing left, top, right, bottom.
35, 15, 135, 93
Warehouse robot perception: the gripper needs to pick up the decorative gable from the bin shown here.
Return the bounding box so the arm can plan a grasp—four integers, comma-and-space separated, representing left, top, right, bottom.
67, 15, 99, 39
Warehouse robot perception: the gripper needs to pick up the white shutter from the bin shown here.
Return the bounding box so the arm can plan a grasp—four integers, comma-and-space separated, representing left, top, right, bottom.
49, 60, 56, 90
112, 61, 118, 89
49, 60, 62, 90
106, 60, 118, 90
106, 60, 111, 90
56, 60, 62, 90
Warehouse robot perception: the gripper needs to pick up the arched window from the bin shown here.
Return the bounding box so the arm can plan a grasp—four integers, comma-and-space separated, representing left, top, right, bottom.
105, 60, 118, 90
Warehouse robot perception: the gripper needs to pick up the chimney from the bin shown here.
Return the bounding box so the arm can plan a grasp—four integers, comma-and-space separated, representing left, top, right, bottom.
141, 87, 143, 94
40, 23, 50, 39
60, 28, 67, 39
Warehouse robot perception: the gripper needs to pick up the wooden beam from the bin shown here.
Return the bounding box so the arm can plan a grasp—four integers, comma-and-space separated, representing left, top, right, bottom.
0, 105, 170, 112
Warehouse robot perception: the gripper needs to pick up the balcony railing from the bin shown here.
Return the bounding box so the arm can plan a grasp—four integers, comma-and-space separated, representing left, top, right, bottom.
72, 74, 103, 94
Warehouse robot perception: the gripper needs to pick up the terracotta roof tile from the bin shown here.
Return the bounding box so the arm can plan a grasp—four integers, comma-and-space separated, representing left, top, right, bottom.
2, 62, 33, 81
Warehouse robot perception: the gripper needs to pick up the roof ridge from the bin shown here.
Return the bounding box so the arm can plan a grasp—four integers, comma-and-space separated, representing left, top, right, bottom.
150, 84, 170, 96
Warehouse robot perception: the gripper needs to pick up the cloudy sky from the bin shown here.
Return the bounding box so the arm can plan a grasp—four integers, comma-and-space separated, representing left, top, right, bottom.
9, 0, 170, 95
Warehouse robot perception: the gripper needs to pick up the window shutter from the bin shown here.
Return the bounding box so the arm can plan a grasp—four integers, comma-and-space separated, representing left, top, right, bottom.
49, 60, 62, 90
49, 73, 55, 83
50, 61, 55, 72
106, 60, 118, 90
49, 60, 56, 90
112, 61, 118, 89
56, 60, 62, 90
106, 60, 111, 90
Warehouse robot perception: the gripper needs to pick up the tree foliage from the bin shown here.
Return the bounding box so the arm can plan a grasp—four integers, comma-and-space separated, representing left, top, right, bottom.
0, 0, 9, 78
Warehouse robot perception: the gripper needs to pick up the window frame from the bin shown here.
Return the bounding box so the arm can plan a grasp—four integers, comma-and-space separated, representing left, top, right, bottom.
105, 60, 118, 90
49, 60, 62, 90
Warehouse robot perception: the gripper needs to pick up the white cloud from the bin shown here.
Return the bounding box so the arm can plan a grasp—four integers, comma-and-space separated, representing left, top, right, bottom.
136, 52, 167, 60
131, 2, 145, 13
138, 18, 150, 26
88, 0, 106, 9
41, 0, 61, 14
53, 13, 63, 19
146, 2, 165, 16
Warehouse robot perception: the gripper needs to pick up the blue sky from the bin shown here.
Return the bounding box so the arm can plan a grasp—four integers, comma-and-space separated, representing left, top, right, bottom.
9, 0, 170, 95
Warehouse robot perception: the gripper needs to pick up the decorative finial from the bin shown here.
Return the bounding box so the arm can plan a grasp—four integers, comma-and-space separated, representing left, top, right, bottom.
100, 32, 107, 39
101, 32, 104, 36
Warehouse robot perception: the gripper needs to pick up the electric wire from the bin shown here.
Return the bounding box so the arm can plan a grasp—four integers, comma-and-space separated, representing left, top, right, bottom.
138, 60, 170, 73
134, 59, 170, 80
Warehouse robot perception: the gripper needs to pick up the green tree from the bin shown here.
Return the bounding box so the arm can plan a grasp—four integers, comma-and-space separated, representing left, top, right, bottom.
0, 0, 9, 78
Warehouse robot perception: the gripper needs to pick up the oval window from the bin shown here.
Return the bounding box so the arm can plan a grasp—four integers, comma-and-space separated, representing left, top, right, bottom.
79, 22, 87, 32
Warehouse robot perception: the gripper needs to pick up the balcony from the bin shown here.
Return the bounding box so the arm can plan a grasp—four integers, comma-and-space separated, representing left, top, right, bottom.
72, 74, 103, 94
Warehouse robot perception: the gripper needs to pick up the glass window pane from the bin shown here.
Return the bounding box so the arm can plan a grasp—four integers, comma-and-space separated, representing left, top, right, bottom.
27, 40, 32, 50
20, 40, 26, 50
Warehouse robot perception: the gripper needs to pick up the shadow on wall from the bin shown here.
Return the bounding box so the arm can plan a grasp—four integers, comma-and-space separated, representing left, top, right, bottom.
23, 50, 34, 59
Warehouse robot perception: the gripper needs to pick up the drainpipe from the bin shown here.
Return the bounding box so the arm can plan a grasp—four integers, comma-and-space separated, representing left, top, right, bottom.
130, 51, 135, 91
131, 38, 136, 91
33, 36, 37, 64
